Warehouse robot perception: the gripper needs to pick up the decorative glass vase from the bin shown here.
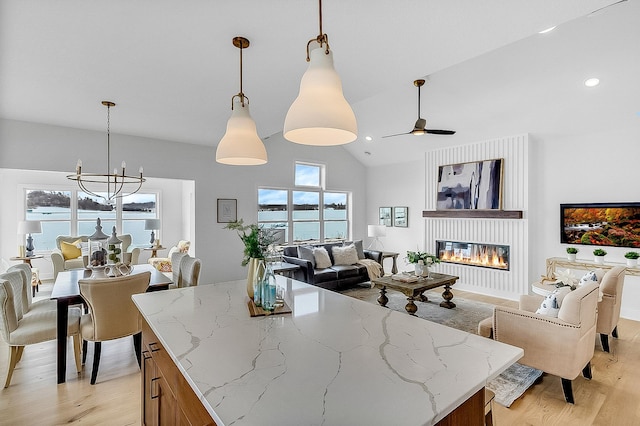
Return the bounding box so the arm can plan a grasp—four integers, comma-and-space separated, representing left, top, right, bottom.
261, 262, 277, 312
252, 259, 266, 307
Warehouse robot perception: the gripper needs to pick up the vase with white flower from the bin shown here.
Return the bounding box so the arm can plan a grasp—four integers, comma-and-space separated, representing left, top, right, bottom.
406, 251, 440, 278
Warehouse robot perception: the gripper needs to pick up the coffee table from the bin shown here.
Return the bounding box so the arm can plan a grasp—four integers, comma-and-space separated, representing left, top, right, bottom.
371, 272, 460, 314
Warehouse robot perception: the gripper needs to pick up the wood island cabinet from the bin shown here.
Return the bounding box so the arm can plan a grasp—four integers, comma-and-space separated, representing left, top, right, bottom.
141, 319, 216, 426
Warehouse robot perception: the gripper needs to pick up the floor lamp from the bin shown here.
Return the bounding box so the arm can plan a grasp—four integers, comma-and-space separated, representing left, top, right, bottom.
367, 225, 386, 250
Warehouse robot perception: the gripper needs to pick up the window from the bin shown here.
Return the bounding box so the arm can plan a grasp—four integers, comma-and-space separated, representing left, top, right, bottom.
259, 162, 349, 245
24, 189, 157, 252
26, 190, 72, 251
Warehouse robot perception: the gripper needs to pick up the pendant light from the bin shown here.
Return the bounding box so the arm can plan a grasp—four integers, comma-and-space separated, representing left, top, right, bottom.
216, 36, 268, 165
283, 0, 357, 146
68, 101, 145, 204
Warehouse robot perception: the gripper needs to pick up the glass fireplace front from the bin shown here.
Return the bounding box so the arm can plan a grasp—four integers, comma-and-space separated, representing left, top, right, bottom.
436, 240, 510, 271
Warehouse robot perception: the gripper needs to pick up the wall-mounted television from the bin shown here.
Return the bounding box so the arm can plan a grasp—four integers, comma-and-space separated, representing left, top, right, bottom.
560, 202, 640, 248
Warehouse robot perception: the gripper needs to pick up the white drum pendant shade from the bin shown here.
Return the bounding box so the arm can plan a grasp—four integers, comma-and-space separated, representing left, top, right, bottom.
216, 98, 267, 165
284, 47, 357, 146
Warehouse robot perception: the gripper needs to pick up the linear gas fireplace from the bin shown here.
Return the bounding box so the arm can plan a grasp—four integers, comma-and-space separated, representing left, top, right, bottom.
436, 240, 510, 271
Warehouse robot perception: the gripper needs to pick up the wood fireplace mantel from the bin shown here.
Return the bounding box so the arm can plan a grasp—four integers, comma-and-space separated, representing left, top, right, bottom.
422, 210, 523, 219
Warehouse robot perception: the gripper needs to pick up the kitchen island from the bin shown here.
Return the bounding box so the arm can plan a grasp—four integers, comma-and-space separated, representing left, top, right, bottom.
133, 275, 522, 425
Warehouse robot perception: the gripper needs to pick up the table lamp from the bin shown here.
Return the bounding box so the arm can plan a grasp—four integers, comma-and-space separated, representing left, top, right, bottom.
367, 225, 386, 250
144, 219, 161, 246
18, 220, 42, 257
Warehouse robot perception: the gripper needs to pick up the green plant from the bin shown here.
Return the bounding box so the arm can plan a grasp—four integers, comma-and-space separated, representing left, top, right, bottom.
225, 219, 279, 266
593, 248, 607, 257
566, 247, 578, 254
406, 251, 440, 265
624, 251, 640, 259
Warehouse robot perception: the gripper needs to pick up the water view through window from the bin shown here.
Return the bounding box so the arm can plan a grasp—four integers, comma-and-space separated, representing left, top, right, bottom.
26, 190, 157, 250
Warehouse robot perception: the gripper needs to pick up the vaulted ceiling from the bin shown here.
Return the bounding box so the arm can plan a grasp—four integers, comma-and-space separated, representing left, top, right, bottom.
1, 0, 635, 167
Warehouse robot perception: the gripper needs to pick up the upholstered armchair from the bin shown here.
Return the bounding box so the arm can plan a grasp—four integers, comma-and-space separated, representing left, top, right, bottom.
51, 236, 89, 280
492, 282, 600, 404
596, 266, 626, 352
51, 234, 141, 279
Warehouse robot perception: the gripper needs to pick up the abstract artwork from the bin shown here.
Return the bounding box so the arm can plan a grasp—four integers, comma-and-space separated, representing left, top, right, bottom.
436, 159, 503, 210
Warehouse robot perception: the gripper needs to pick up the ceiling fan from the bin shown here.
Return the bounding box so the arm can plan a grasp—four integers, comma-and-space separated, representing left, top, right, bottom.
382, 79, 456, 138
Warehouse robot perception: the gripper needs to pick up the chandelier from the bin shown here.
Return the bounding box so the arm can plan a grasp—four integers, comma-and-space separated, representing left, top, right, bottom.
67, 101, 145, 204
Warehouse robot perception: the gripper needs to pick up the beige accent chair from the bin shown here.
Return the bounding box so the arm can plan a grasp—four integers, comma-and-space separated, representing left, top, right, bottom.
79, 271, 151, 384
52, 234, 141, 280
175, 255, 201, 288
492, 282, 600, 404
0, 270, 82, 387
596, 266, 626, 352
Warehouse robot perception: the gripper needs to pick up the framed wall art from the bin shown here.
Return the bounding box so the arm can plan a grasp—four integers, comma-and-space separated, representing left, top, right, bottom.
217, 198, 237, 223
436, 158, 503, 210
379, 207, 392, 227
394, 207, 408, 227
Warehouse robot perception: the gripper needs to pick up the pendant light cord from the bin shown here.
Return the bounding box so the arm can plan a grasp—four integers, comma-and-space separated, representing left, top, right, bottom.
239, 42, 244, 106
306, 0, 330, 61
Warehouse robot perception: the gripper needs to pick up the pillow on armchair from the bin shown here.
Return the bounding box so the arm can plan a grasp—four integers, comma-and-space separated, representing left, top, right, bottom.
60, 240, 82, 260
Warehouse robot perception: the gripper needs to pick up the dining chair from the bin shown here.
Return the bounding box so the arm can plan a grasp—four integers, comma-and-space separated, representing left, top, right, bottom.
0, 270, 82, 387
7, 264, 57, 314
177, 255, 201, 288
78, 271, 151, 384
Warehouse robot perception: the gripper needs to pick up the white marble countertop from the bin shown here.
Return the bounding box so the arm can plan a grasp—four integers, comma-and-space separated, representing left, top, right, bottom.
133, 276, 522, 426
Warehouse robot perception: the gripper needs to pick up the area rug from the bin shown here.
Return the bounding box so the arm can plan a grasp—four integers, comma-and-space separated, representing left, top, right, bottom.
341, 283, 542, 407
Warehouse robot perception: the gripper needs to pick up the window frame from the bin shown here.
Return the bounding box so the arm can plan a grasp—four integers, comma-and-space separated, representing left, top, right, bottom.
258, 162, 350, 245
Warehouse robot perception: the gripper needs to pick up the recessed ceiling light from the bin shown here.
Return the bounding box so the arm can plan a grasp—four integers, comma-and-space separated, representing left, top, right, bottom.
538, 26, 556, 34
584, 78, 600, 87
365, 136, 373, 141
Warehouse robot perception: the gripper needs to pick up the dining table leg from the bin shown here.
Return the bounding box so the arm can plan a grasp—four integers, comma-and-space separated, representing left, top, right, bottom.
56, 298, 70, 384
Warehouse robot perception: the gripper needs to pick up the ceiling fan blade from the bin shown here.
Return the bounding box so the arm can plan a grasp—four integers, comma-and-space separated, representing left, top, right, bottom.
381, 132, 412, 138
425, 129, 456, 135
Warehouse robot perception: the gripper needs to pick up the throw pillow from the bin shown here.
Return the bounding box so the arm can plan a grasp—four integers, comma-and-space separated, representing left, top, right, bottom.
332, 245, 359, 266
344, 240, 365, 259
579, 270, 599, 287
313, 247, 332, 269
177, 240, 191, 253
536, 292, 560, 318
60, 240, 82, 260
297, 245, 316, 268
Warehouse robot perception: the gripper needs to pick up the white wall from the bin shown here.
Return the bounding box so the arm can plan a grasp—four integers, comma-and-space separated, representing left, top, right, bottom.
0, 118, 368, 284
367, 128, 640, 320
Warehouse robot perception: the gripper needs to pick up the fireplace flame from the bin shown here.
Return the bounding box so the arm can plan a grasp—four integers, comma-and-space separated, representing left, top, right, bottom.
438, 242, 508, 270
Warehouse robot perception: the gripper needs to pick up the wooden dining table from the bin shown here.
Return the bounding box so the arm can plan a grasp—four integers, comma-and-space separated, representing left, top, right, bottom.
50, 263, 172, 384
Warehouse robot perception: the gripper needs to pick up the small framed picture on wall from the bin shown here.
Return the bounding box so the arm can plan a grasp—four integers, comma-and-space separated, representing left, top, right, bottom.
379, 207, 392, 227
217, 198, 237, 223
394, 207, 408, 227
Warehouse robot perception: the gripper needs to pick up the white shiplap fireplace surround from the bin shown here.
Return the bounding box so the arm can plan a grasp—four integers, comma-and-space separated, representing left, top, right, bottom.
424, 134, 529, 300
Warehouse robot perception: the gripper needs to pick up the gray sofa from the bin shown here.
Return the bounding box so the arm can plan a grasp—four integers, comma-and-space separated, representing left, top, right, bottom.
282, 240, 382, 291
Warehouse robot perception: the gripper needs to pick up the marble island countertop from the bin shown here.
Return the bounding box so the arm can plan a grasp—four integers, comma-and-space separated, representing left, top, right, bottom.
133, 276, 522, 426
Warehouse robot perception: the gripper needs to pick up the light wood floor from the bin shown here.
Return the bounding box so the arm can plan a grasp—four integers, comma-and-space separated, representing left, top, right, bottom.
1, 286, 639, 425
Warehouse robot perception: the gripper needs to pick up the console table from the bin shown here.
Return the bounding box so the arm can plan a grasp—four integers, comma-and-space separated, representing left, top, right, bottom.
133, 276, 522, 425
545, 256, 640, 278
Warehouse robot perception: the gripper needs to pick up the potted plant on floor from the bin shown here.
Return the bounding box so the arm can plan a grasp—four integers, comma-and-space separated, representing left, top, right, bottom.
624, 251, 639, 267
566, 247, 578, 261
593, 248, 607, 264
